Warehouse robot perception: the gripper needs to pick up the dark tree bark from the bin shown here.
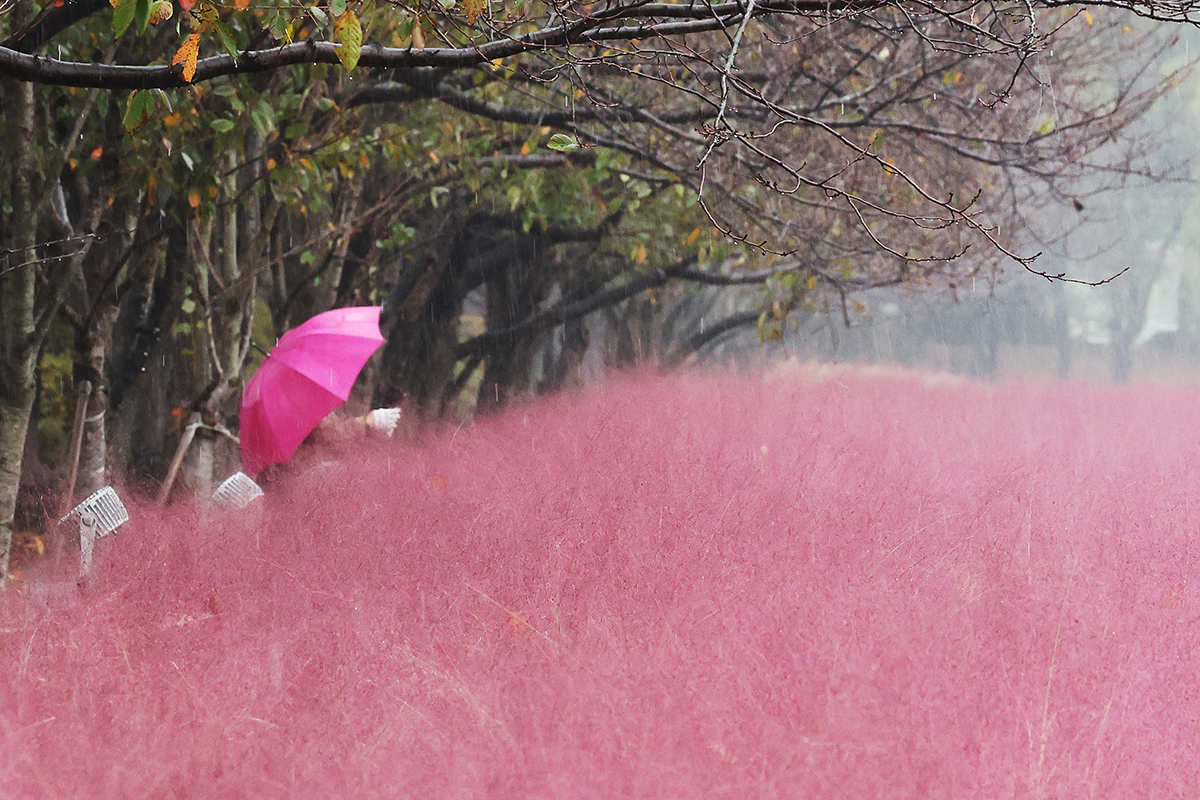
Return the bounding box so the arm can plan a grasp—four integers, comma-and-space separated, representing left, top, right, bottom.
0, 74, 39, 586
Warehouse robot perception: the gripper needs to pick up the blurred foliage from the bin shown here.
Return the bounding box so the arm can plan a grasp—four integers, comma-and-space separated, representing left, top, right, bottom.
37, 351, 73, 470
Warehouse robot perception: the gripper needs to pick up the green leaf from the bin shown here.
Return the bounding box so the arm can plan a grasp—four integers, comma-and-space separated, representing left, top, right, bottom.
211, 118, 236, 133
335, 10, 362, 71
122, 89, 156, 134
213, 20, 239, 59
546, 133, 579, 153
134, 0, 150, 33
330, 0, 347, 16
113, 0, 137, 37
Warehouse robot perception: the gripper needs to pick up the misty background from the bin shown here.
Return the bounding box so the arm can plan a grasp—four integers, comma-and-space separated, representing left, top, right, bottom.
663, 28, 1200, 385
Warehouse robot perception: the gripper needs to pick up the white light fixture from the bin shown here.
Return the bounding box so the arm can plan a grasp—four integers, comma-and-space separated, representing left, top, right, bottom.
59, 486, 130, 578
212, 471, 264, 510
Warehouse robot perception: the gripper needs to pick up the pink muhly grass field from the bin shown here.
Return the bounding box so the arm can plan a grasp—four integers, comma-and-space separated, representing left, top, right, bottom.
4, 368, 1200, 798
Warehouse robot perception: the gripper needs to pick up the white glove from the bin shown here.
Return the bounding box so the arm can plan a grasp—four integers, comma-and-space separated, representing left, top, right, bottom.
367, 408, 402, 437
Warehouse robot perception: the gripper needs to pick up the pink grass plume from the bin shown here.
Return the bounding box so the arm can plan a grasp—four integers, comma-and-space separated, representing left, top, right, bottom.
4, 367, 1200, 797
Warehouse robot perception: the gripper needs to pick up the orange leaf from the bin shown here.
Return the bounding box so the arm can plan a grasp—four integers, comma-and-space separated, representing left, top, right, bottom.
187, 188, 201, 208
172, 32, 201, 83
235, 0, 250, 9
463, 0, 485, 24
506, 610, 532, 635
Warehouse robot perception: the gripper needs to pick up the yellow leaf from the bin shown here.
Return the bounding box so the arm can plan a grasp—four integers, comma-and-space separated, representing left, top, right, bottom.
172, 32, 200, 83
685, 227, 700, 245
1082, 9, 1093, 25
197, 1, 219, 23
335, 10, 362, 71
635, 244, 647, 264
806, 275, 818, 291
164, 112, 182, 126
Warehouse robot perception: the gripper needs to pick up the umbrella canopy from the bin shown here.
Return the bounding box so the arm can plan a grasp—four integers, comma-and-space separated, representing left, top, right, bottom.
239, 306, 386, 475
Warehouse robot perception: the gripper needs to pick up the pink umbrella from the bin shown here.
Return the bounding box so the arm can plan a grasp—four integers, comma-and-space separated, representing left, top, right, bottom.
239, 306, 386, 475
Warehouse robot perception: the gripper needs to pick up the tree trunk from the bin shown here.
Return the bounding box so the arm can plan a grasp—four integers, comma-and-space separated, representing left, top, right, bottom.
75, 305, 119, 499
0, 74, 39, 586
478, 244, 550, 412
1050, 279, 1073, 380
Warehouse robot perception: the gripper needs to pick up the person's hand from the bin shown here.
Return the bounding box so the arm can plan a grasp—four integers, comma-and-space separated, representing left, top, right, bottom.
366, 408, 402, 437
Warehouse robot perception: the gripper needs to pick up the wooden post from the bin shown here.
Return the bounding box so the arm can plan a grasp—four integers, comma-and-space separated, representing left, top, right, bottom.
157, 413, 202, 504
